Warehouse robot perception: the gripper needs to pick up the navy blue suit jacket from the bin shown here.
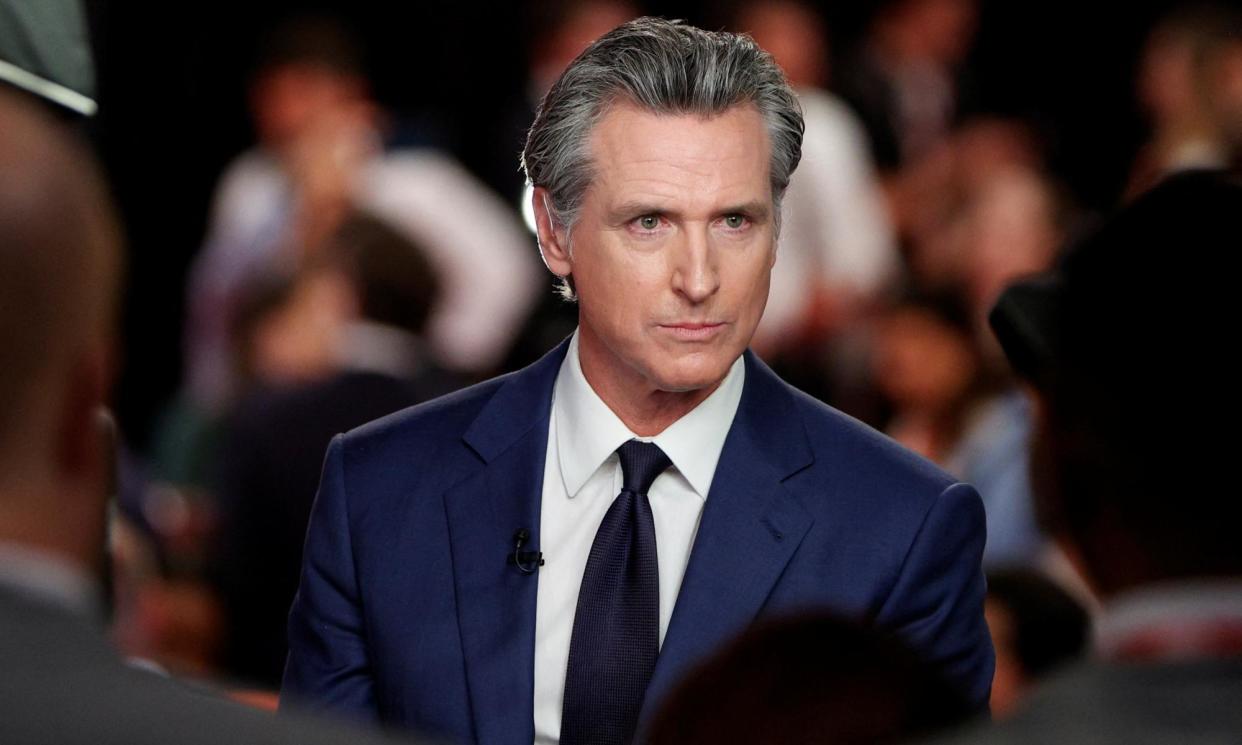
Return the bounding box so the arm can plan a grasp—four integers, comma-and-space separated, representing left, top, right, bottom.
282, 340, 994, 743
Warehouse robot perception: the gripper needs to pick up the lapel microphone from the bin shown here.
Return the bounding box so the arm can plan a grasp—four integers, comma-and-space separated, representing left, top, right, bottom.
508, 528, 544, 574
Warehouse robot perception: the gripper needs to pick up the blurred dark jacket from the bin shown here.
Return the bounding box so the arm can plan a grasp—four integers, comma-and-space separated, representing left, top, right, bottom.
931, 658, 1242, 744
0, 583, 415, 744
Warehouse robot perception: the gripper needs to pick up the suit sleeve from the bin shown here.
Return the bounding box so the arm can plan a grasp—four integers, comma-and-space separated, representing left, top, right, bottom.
280, 434, 379, 722
874, 481, 995, 712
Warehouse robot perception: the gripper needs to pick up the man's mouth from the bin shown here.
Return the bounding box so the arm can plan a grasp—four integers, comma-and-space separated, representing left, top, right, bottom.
658, 322, 727, 341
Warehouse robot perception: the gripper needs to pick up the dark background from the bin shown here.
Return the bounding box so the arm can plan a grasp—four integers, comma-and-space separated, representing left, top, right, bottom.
84, 0, 1198, 448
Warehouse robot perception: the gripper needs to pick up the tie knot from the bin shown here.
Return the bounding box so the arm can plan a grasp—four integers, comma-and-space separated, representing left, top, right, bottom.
616, 440, 672, 496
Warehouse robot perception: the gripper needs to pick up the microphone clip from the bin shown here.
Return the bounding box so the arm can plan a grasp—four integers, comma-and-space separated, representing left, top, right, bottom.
508, 528, 544, 574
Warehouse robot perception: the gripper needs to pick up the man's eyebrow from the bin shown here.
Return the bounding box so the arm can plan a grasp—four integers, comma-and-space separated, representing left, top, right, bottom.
607, 200, 772, 220
608, 201, 673, 219
722, 201, 771, 219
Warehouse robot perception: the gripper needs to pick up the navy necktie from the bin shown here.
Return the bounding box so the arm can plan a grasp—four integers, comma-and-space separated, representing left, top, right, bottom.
560, 439, 671, 745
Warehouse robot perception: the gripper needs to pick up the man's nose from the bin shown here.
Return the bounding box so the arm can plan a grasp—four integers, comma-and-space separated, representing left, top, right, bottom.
670, 226, 720, 303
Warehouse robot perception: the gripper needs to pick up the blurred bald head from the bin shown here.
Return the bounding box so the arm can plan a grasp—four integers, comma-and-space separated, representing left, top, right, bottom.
0, 88, 120, 490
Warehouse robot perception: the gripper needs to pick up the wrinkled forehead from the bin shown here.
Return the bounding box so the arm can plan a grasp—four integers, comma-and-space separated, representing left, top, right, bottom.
583, 100, 774, 205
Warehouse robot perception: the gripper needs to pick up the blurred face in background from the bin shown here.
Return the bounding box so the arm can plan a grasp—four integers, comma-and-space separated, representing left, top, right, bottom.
882, 0, 978, 66
538, 102, 777, 406
739, 1, 830, 89
873, 305, 976, 412
250, 63, 367, 148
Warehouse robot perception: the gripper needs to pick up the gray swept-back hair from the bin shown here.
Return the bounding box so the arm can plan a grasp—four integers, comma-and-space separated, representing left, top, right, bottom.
522, 16, 805, 241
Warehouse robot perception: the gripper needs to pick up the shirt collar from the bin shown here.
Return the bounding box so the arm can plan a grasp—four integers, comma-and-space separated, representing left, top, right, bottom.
0, 541, 102, 619
554, 330, 745, 500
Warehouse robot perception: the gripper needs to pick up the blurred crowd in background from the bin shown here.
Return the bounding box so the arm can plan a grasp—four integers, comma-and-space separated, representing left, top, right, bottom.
9, 0, 1242, 722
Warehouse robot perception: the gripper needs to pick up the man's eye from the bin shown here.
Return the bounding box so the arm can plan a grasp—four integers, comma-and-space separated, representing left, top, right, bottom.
637, 215, 660, 230
723, 214, 747, 229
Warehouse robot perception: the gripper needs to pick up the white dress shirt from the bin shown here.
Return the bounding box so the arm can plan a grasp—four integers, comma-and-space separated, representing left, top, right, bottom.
533, 331, 745, 744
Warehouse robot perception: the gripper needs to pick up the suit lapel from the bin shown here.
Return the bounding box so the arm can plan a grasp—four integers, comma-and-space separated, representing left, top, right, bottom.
442, 340, 568, 745
443, 343, 815, 740
640, 351, 816, 725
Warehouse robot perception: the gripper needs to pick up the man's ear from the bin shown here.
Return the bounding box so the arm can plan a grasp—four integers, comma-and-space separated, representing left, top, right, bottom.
532, 186, 572, 279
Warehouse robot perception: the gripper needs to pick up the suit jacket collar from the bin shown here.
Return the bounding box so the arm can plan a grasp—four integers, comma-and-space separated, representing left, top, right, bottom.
733, 349, 815, 480
446, 339, 816, 743
460, 339, 568, 464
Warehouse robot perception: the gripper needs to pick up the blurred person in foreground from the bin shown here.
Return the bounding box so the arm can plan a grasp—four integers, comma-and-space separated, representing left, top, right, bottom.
937, 170, 1242, 742
647, 614, 973, 745
283, 17, 993, 745
0, 87, 418, 745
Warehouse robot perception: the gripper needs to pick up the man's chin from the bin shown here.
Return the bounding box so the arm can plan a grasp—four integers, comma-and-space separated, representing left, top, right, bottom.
649, 357, 737, 394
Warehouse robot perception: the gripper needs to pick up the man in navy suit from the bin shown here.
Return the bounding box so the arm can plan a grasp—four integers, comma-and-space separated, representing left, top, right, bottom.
282, 17, 993, 744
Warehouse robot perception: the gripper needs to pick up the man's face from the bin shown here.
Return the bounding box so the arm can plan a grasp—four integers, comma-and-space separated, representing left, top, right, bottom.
549, 102, 776, 397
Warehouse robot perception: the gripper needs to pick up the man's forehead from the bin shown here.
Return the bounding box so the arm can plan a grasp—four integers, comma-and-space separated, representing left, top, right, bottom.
585, 101, 772, 203
589, 99, 769, 151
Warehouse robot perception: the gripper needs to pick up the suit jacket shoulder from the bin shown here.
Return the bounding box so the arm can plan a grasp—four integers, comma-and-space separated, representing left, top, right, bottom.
337, 341, 561, 482
779, 375, 969, 582
702, 352, 993, 708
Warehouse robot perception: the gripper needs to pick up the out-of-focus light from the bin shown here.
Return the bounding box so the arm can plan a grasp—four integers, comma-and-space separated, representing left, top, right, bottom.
520, 183, 537, 236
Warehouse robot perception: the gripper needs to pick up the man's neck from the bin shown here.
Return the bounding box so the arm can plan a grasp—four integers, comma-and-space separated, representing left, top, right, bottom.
576, 334, 722, 438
